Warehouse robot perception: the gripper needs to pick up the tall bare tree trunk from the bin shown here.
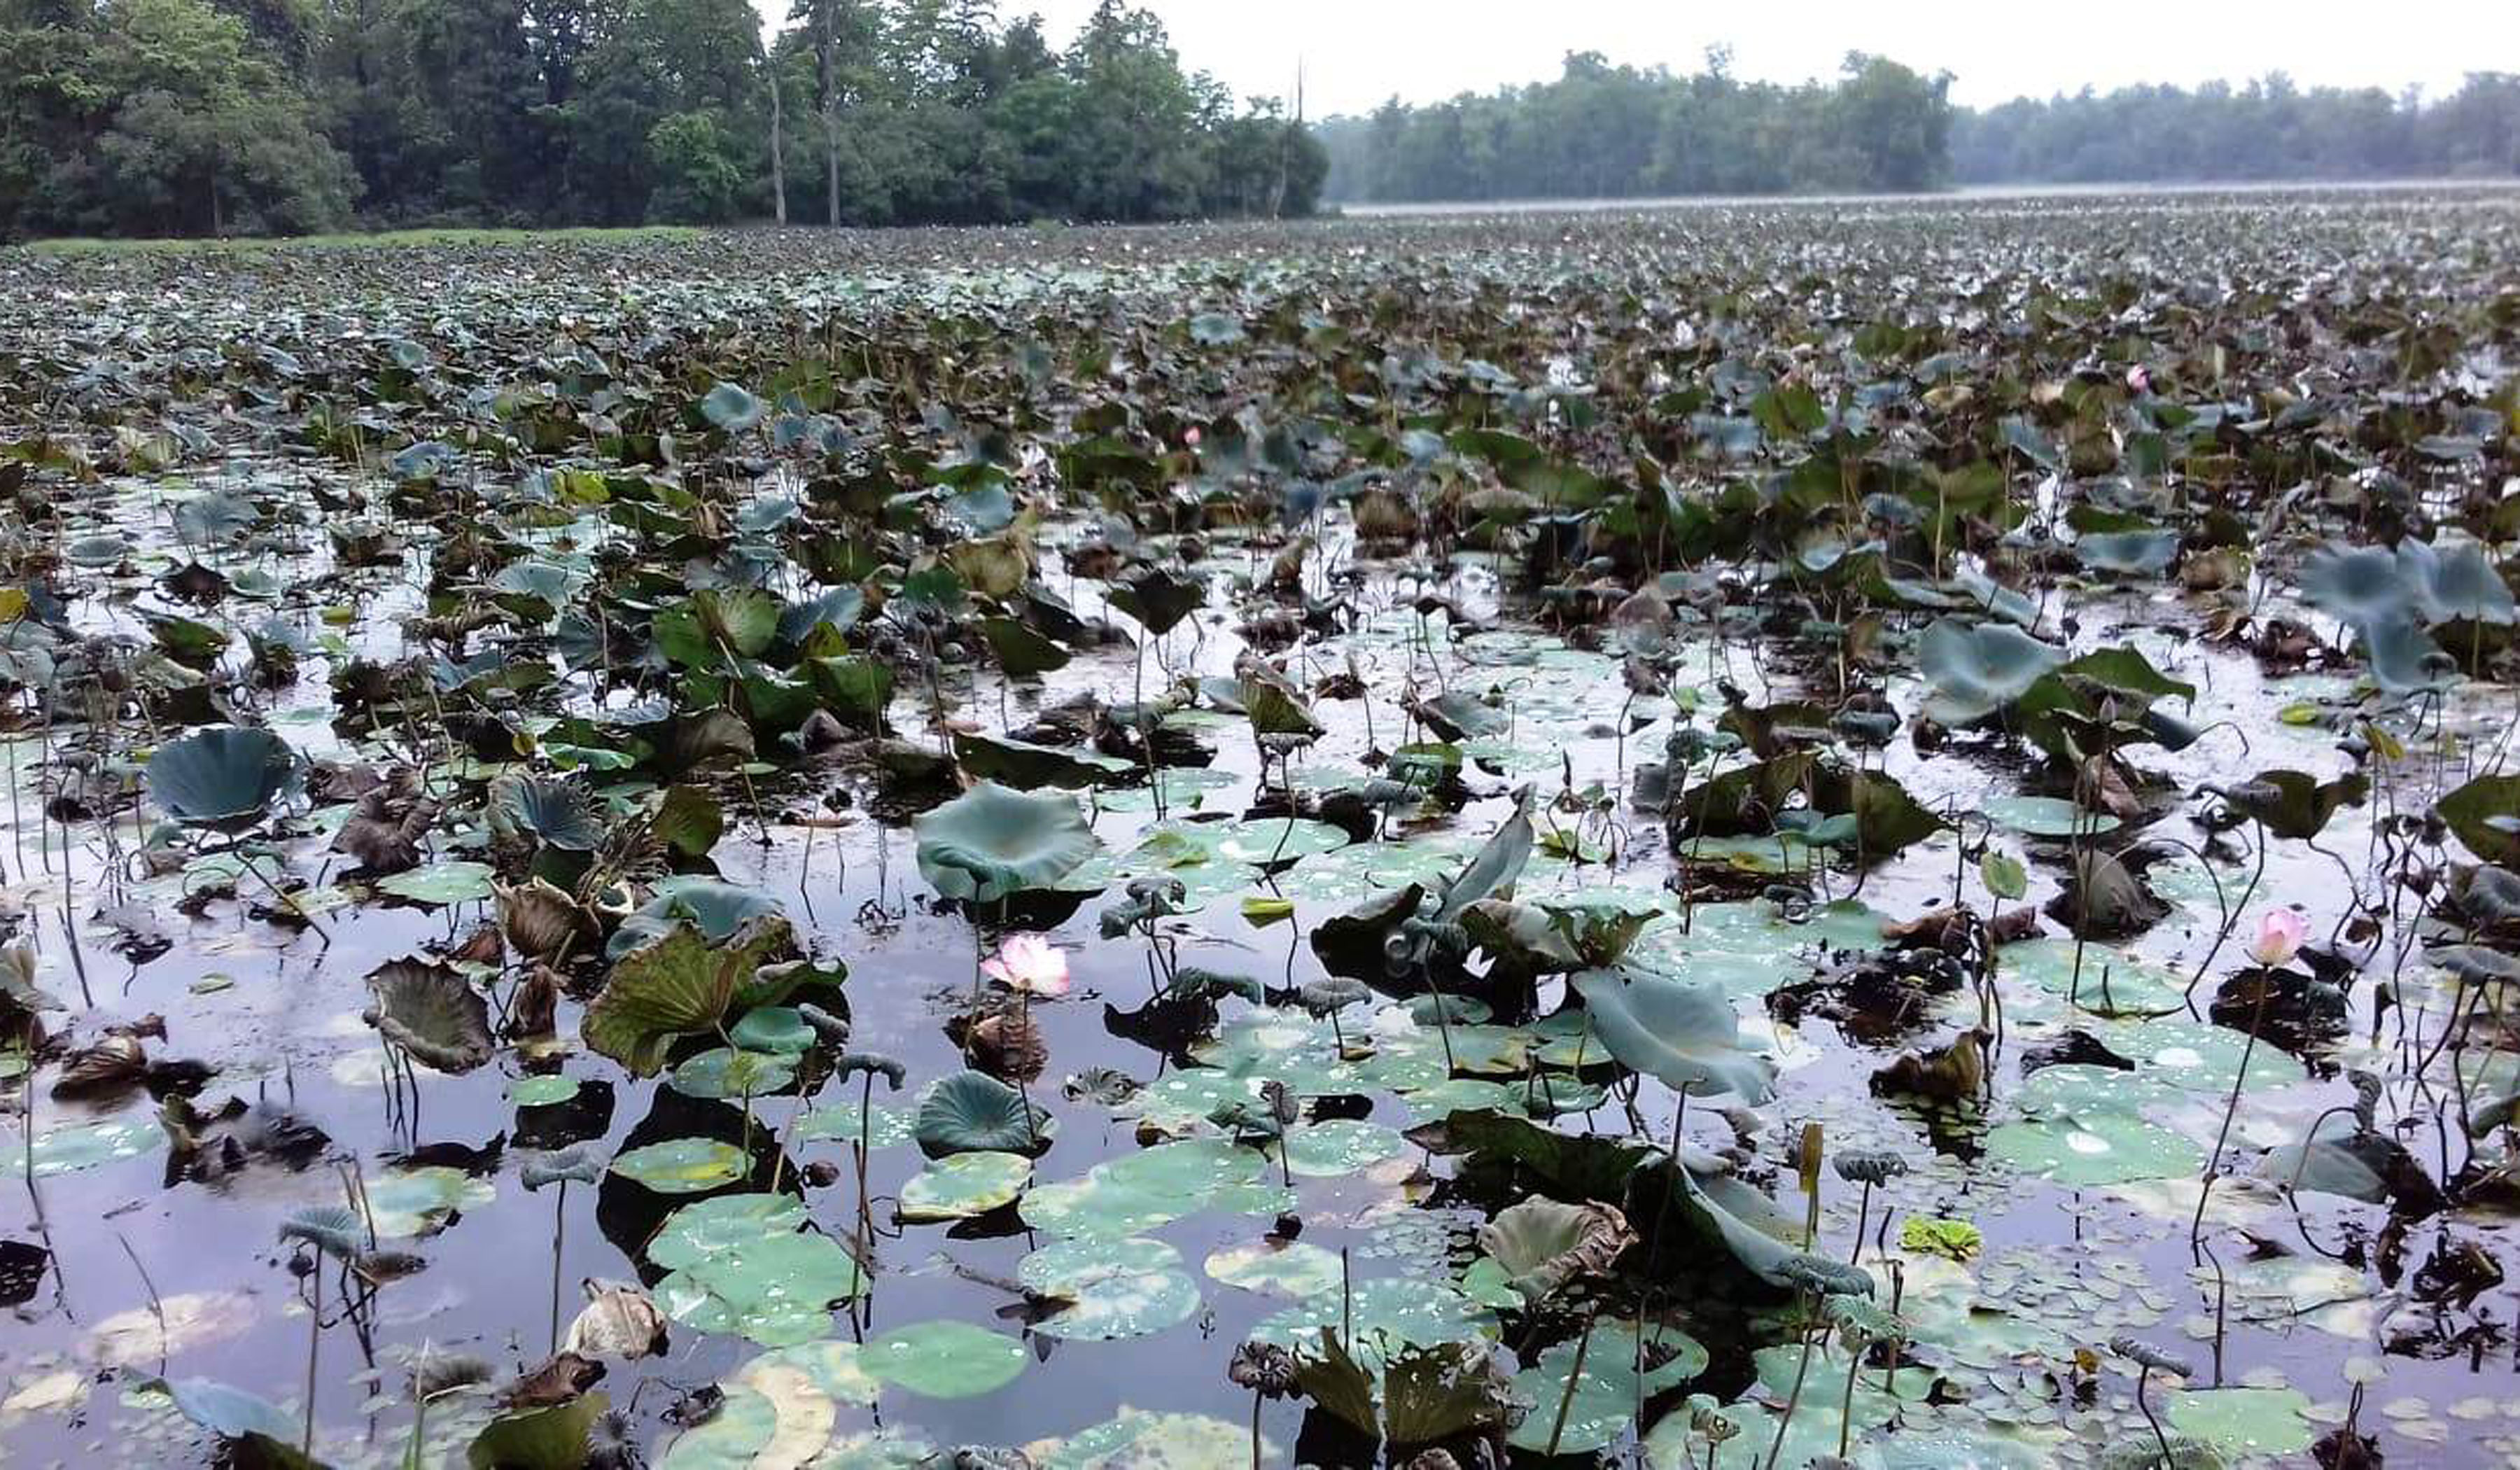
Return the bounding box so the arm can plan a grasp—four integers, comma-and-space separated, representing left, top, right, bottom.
818, 4, 839, 227
768, 68, 788, 225
824, 102, 840, 227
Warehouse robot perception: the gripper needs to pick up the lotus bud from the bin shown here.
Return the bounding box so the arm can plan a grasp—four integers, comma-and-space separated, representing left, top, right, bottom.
2246, 908, 2306, 969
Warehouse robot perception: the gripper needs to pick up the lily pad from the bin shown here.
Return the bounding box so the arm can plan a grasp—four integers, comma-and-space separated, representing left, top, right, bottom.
610, 1138, 750, 1195
860, 1320, 1027, 1399
914, 780, 1102, 902
897, 1150, 1032, 1221
1017, 1236, 1203, 1340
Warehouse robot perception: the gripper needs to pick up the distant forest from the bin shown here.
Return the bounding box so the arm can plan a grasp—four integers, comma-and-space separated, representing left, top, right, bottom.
8, 3, 2519, 241
1316, 52, 2520, 203
0, 0, 1325, 239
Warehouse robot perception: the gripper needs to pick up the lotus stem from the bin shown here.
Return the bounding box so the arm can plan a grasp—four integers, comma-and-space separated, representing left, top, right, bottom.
2133, 1364, 2173, 1469
302, 1254, 323, 1455
548, 1182, 566, 1356
2190, 962, 2276, 1254
1762, 1301, 1819, 1470
1544, 1306, 1599, 1457
1339, 1246, 1352, 1350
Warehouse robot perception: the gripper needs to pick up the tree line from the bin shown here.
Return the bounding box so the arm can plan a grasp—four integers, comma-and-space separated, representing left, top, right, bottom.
1952, 74, 2520, 184
0, 0, 1326, 238
1317, 53, 2520, 204
1314, 51, 1958, 202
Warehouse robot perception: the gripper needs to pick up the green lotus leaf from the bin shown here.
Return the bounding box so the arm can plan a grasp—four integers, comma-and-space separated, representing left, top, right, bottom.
668, 1046, 796, 1100
29, 1116, 163, 1177
658, 1231, 866, 1345
953, 732, 1132, 790
364, 1165, 495, 1235
607, 878, 791, 960
2074, 527, 2181, 575
466, 1392, 610, 1470
146, 725, 298, 832
913, 780, 1102, 902
1044, 1410, 1266, 1470
860, 1320, 1027, 1399
1279, 1119, 1406, 1177
1250, 1276, 1499, 1372
510, 1074, 583, 1108
1204, 1240, 1343, 1298
700, 382, 765, 432
1982, 796, 2118, 837
648, 1194, 811, 1273
1105, 566, 1205, 636
610, 1138, 749, 1195
2165, 1387, 2314, 1460
898, 1150, 1032, 1221
1508, 1320, 1704, 1453
1571, 969, 1777, 1102
141, 1377, 309, 1463
377, 861, 497, 904
495, 776, 604, 851
793, 1100, 915, 1150
914, 1070, 1056, 1155
1017, 1236, 1201, 1340
658, 1385, 776, 1468
979, 617, 1070, 678
1917, 619, 2067, 725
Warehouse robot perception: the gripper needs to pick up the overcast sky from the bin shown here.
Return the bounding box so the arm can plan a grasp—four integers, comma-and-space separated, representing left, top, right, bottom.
988, 0, 2516, 116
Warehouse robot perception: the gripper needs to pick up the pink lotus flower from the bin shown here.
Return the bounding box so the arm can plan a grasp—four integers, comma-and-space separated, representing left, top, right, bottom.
1184, 426, 1203, 448
982, 933, 1070, 996
2125, 364, 2151, 395
2247, 909, 2306, 969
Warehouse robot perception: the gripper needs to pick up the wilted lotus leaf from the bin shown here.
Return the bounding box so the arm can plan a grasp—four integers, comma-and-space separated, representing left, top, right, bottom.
583, 923, 764, 1076
332, 771, 438, 874
564, 1279, 666, 1359
1476, 1197, 1637, 1303
363, 957, 494, 1074
497, 878, 598, 963
146, 725, 298, 833
913, 781, 1102, 902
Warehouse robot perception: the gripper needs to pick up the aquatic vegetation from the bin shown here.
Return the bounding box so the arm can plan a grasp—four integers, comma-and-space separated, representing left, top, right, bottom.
0, 192, 2516, 1469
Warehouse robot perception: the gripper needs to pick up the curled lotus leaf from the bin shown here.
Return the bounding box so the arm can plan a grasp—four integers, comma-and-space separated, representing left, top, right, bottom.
1916, 619, 2067, 725
1475, 1197, 1636, 1303
363, 956, 495, 1074
1571, 969, 1777, 1103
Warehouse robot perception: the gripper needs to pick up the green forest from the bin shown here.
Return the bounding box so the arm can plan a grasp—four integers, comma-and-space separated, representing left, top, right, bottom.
6, 2, 2519, 241
0, 0, 1326, 238
1316, 52, 2520, 202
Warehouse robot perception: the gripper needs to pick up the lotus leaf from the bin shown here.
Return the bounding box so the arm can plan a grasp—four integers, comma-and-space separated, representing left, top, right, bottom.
913, 781, 1101, 902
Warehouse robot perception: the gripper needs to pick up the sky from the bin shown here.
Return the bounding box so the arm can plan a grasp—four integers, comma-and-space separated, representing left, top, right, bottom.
981, 0, 2519, 117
